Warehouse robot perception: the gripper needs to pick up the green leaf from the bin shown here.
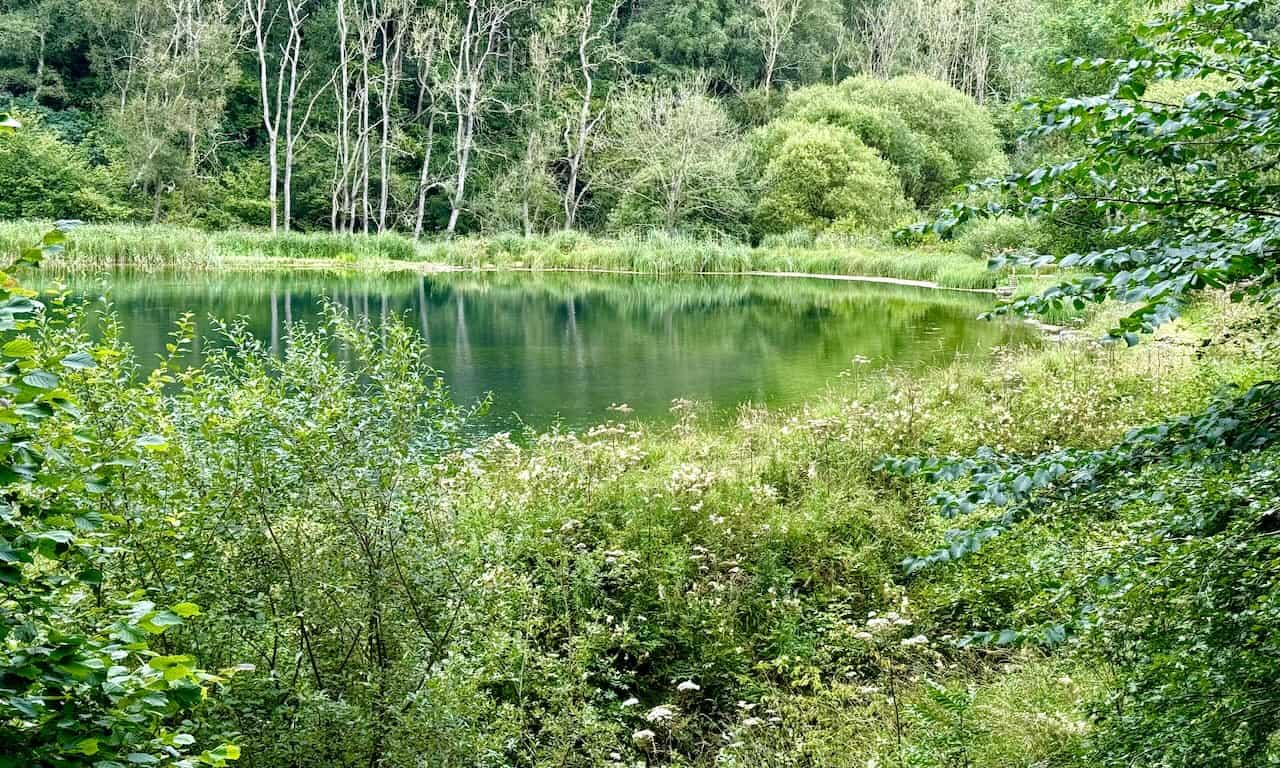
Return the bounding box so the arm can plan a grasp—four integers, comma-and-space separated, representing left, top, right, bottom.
22, 370, 59, 390
135, 434, 168, 450
60, 351, 97, 370
206, 744, 241, 762
73, 738, 99, 756
172, 601, 202, 618
139, 610, 185, 634
3, 339, 36, 358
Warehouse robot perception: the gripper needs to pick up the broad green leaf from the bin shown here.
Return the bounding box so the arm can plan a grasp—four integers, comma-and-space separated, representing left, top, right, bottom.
3, 339, 35, 358
60, 351, 97, 370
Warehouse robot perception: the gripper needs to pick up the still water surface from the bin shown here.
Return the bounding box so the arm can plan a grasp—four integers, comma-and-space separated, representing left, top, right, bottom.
54, 269, 1031, 430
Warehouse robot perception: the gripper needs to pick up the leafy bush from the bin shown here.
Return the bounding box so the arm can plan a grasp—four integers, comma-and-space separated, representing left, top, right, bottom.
888, 2, 1280, 765
204, 159, 274, 228
842, 76, 1008, 184
748, 120, 913, 237
0, 114, 124, 221
0, 214, 238, 765
951, 216, 1039, 260
780, 84, 959, 207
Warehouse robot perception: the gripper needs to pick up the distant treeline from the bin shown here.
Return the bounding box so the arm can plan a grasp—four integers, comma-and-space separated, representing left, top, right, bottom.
1, 0, 1275, 240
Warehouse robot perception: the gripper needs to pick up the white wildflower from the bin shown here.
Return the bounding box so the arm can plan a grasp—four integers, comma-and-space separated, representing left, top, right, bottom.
621, 697, 639, 707
900, 634, 929, 647
646, 705, 675, 723
676, 680, 700, 692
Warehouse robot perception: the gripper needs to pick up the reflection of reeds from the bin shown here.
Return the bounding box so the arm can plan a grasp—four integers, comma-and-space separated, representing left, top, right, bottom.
2, 221, 1012, 289
45, 268, 1007, 320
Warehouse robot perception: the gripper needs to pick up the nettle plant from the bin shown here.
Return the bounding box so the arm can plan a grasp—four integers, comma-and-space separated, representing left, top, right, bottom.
0, 117, 240, 768
880, 1, 1280, 763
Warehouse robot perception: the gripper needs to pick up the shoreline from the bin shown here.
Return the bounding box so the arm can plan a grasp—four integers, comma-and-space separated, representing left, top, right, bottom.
3, 221, 1013, 292
44, 254, 1007, 294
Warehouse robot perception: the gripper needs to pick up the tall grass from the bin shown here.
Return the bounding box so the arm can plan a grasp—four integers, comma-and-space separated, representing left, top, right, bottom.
1, 220, 1013, 289
0, 221, 419, 268
433, 230, 1009, 289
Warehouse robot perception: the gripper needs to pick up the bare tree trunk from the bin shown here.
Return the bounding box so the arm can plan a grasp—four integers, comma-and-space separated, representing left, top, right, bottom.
410, 15, 446, 239
417, 108, 442, 236
244, 0, 289, 232
359, 46, 372, 234
33, 31, 46, 102
375, 2, 406, 233
561, 0, 620, 231
280, 0, 316, 232
332, 0, 352, 231
444, 0, 524, 236
412, 110, 436, 238
753, 0, 802, 91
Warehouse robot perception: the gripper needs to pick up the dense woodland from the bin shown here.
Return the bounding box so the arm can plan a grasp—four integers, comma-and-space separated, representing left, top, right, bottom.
5, 1, 1280, 768
0, 0, 1231, 239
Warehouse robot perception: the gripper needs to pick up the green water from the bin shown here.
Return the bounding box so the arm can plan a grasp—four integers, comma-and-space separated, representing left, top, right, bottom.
54, 269, 1031, 430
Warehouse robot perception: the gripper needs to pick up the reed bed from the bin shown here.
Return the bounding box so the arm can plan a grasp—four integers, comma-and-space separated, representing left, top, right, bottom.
2, 221, 1008, 289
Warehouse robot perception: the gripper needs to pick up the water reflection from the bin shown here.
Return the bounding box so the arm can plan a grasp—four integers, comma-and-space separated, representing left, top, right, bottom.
52, 269, 1032, 430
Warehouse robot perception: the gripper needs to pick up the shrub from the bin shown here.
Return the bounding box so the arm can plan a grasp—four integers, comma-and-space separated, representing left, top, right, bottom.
0, 113, 125, 221
205, 159, 274, 228
951, 216, 1040, 260
749, 120, 913, 237
780, 85, 959, 206
841, 76, 1007, 183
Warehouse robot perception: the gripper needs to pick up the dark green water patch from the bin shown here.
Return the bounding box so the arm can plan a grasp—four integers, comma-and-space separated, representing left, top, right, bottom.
48, 269, 1033, 431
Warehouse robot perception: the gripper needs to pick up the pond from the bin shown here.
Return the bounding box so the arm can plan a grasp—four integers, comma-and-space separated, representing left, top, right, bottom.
52, 268, 1032, 431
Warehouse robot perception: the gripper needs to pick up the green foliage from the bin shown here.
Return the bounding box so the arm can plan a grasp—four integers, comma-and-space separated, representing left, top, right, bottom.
63, 304, 470, 768
0, 206, 237, 764
620, 0, 755, 81
204, 160, 274, 229
779, 84, 960, 207
601, 83, 750, 236
0, 113, 124, 221
749, 120, 913, 236
903, 679, 981, 767
841, 76, 1008, 184
1078, 459, 1280, 766
950, 216, 1039, 260
885, 1, 1280, 763
1031, 0, 1146, 98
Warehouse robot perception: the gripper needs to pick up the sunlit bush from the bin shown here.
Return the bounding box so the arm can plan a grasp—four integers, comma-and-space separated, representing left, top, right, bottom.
748, 120, 913, 237
842, 76, 1008, 183
780, 85, 959, 207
